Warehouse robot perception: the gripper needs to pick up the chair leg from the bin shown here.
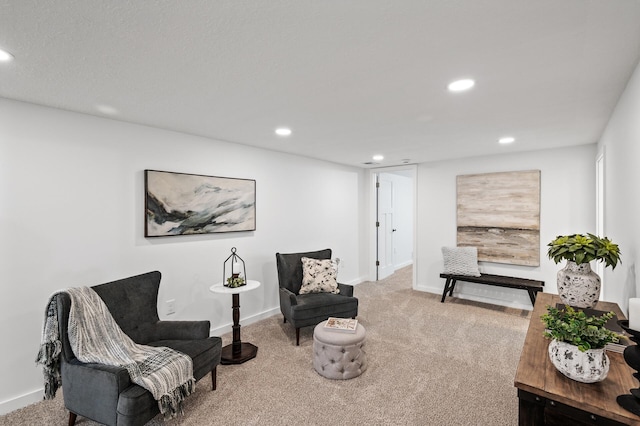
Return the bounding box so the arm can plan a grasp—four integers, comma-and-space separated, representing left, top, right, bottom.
296, 328, 300, 346
283, 316, 287, 323
68, 412, 77, 426
211, 366, 217, 390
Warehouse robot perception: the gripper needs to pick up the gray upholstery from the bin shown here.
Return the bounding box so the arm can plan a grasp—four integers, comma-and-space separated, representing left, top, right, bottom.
313, 321, 367, 379
276, 249, 358, 345
55, 271, 222, 426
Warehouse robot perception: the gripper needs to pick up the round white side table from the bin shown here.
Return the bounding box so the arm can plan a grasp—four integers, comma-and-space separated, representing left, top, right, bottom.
210, 280, 261, 364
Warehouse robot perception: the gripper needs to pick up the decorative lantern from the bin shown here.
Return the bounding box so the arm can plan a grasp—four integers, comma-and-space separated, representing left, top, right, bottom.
223, 247, 247, 288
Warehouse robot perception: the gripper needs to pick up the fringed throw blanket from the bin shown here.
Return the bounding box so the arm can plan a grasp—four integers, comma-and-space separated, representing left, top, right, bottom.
36, 286, 195, 418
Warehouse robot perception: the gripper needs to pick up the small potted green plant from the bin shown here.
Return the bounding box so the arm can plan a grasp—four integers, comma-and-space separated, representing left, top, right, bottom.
542, 305, 621, 383
547, 233, 621, 308
226, 276, 246, 288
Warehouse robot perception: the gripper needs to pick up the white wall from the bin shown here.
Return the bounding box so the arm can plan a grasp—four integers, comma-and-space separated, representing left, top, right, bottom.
0, 99, 367, 413
415, 145, 597, 309
598, 59, 640, 313
5, 56, 640, 412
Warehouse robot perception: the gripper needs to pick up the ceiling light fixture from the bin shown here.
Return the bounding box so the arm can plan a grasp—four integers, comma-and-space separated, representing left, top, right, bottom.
96, 104, 119, 115
275, 127, 292, 136
499, 137, 515, 144
0, 48, 14, 62
447, 79, 475, 92
372, 154, 384, 161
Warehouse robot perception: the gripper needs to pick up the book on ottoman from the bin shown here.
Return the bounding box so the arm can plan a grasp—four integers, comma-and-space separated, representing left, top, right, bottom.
324, 317, 358, 333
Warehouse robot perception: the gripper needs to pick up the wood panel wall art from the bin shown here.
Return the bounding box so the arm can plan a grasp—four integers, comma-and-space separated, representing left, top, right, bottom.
456, 170, 540, 266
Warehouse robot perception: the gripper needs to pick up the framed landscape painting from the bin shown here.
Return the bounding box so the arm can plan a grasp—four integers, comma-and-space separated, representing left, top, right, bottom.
456, 170, 540, 266
145, 170, 256, 237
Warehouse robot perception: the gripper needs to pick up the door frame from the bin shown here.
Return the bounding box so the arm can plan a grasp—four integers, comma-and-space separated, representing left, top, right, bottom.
367, 164, 417, 288
595, 148, 605, 291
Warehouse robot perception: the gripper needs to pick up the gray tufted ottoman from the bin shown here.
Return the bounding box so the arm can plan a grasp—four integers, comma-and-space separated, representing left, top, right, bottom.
313, 320, 367, 379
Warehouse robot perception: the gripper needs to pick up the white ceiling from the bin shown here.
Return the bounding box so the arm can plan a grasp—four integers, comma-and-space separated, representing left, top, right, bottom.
1, 0, 640, 168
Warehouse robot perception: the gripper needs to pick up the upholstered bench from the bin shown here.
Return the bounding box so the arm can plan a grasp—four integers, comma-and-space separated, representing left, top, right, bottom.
313, 320, 367, 379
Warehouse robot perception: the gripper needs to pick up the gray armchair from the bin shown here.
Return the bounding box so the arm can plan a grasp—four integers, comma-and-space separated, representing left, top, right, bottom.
276, 249, 358, 345
54, 271, 222, 426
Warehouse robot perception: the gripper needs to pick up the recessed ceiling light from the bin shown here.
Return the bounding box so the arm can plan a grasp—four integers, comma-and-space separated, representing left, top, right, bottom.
0, 48, 14, 62
499, 137, 515, 144
372, 154, 384, 161
275, 127, 292, 136
447, 79, 475, 92
96, 104, 119, 115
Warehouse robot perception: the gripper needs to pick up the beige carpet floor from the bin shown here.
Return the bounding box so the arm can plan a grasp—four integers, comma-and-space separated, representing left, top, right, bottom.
1, 266, 531, 425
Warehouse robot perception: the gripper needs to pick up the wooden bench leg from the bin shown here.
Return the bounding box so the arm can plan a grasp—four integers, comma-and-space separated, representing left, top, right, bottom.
441, 278, 455, 302
448, 279, 457, 297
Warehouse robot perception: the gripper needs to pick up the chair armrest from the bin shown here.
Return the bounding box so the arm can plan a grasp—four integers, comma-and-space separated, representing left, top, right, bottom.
279, 287, 298, 306
64, 358, 132, 391
150, 320, 211, 341
61, 359, 132, 424
337, 283, 354, 297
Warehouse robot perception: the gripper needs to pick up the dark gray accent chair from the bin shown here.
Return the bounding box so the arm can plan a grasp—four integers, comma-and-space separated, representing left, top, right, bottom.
276, 249, 358, 345
54, 271, 222, 426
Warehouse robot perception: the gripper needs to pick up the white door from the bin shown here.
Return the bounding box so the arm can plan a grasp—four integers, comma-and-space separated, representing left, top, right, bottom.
377, 177, 395, 280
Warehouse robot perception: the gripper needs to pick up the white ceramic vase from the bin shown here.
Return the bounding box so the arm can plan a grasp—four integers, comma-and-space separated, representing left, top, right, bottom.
556, 261, 601, 308
548, 339, 609, 383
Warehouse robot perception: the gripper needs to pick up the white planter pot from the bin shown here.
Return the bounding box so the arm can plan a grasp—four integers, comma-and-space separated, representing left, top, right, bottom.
548, 339, 609, 383
557, 261, 601, 308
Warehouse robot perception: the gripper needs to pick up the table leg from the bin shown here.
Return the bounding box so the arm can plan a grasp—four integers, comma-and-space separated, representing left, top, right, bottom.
220, 293, 258, 365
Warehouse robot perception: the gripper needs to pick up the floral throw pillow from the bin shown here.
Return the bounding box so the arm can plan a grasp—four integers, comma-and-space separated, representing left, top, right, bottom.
299, 257, 340, 294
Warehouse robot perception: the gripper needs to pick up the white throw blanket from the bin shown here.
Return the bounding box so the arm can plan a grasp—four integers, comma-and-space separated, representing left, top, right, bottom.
36, 287, 195, 418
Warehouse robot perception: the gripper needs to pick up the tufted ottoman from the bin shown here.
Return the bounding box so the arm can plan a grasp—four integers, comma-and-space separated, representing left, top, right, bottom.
313, 320, 367, 379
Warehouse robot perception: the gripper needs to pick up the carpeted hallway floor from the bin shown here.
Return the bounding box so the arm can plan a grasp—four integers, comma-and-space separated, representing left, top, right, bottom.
1, 266, 531, 425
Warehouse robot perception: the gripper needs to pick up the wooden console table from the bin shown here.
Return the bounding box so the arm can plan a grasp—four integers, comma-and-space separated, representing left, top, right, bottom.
514, 293, 640, 425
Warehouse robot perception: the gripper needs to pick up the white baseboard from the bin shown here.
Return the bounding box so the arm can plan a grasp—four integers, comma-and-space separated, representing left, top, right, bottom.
394, 260, 413, 269
208, 277, 369, 337
0, 389, 43, 415
211, 306, 280, 336
345, 275, 367, 286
